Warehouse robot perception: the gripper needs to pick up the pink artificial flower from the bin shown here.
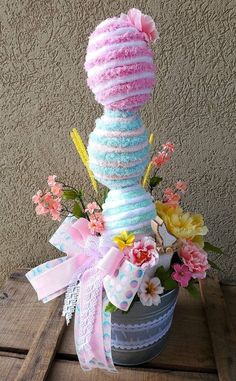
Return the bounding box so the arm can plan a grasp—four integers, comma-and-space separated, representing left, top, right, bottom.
43, 192, 54, 203
152, 151, 170, 168
32, 190, 43, 204
162, 142, 175, 153
33, 176, 62, 222
121, 8, 158, 43
163, 188, 181, 206
47, 175, 57, 187
179, 241, 210, 279
171, 263, 192, 287
85, 202, 100, 214
51, 183, 63, 197
175, 180, 188, 193
138, 275, 164, 306
50, 209, 61, 221
88, 212, 105, 235
35, 203, 48, 215
127, 237, 159, 269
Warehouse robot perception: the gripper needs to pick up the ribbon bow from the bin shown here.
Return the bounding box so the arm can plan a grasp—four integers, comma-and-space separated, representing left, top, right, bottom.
26, 216, 145, 371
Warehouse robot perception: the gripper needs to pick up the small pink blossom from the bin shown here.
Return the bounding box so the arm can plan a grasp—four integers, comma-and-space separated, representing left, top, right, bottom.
47, 175, 57, 187
35, 203, 48, 215
152, 151, 170, 168
88, 212, 104, 235
51, 183, 63, 197
33, 178, 62, 222
162, 142, 175, 153
138, 275, 164, 306
121, 8, 158, 43
171, 263, 192, 287
163, 188, 181, 206
179, 241, 210, 279
127, 237, 159, 269
50, 209, 61, 221
175, 180, 188, 193
32, 190, 43, 204
85, 202, 100, 214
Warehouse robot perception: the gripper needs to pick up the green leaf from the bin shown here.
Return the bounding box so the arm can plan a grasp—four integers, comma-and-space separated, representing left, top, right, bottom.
72, 202, 85, 219
62, 189, 79, 200
105, 302, 118, 313
164, 278, 178, 290
149, 176, 162, 188
208, 259, 220, 271
155, 266, 168, 282
103, 187, 109, 203
204, 242, 223, 255
186, 281, 200, 299
155, 266, 178, 290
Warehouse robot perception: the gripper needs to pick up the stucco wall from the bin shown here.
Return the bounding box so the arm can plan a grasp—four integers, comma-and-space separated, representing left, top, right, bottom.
1, 0, 235, 285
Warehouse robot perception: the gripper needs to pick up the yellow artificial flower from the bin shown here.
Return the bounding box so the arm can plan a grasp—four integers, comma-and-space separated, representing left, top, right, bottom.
192, 235, 204, 248
113, 231, 135, 251
156, 201, 208, 240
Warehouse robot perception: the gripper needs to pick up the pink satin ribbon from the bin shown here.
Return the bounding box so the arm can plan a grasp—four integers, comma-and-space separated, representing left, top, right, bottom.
77, 247, 123, 371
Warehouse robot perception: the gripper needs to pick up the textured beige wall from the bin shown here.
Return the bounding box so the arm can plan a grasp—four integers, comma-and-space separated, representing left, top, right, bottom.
0, 0, 235, 285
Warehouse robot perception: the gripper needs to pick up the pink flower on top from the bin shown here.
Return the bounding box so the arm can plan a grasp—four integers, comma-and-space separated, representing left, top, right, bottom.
171, 263, 192, 287
179, 241, 210, 279
85, 202, 100, 214
175, 180, 188, 193
47, 175, 57, 187
152, 151, 170, 168
163, 188, 181, 206
121, 8, 159, 43
127, 237, 159, 269
162, 142, 175, 153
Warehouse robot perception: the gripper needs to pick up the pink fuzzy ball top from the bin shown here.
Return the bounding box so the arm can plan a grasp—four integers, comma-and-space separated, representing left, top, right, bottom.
84, 8, 158, 111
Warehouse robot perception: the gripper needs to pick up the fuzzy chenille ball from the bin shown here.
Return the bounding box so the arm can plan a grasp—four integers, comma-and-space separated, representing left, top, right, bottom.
84, 9, 158, 111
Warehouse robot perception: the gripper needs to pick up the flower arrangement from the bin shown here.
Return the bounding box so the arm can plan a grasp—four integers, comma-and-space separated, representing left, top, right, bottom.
32, 138, 222, 309
28, 8, 223, 373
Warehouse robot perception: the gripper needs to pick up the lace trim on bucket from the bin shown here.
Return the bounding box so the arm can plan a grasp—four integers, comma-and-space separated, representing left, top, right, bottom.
111, 301, 176, 350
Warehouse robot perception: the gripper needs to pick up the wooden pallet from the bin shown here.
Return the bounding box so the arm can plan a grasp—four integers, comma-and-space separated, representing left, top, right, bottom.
0, 269, 235, 381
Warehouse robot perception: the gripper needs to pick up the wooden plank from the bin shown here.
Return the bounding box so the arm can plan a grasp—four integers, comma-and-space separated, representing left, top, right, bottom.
0, 269, 216, 372
221, 284, 236, 332
15, 296, 66, 381
47, 360, 218, 381
200, 277, 236, 381
0, 355, 22, 380
0, 354, 219, 381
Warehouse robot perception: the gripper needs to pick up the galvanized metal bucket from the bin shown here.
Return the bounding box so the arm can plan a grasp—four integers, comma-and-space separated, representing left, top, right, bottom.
111, 288, 179, 366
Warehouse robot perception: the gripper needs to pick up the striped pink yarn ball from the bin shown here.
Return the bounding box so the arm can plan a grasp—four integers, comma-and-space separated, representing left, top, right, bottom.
84, 17, 156, 111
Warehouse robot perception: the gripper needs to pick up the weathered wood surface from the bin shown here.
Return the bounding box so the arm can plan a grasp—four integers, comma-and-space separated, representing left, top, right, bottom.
0, 269, 235, 381
15, 296, 66, 381
200, 278, 236, 381
0, 353, 219, 381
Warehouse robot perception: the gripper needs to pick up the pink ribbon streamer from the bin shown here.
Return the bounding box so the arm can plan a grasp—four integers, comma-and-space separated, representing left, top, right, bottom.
26, 216, 144, 372
77, 247, 123, 371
